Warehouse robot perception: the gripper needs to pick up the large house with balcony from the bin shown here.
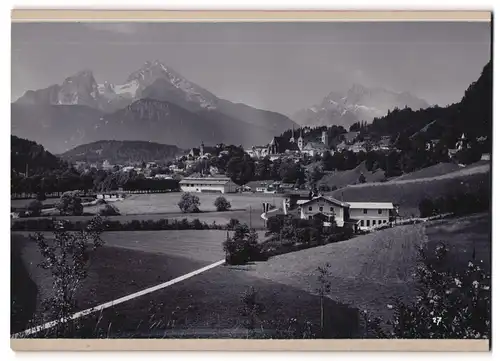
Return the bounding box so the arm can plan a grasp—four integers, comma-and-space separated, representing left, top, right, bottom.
290, 195, 396, 231
298, 196, 351, 227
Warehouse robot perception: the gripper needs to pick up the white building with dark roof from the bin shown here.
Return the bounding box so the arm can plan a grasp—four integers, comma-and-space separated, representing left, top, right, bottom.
298, 195, 351, 227
347, 202, 395, 229
179, 177, 238, 194
295, 196, 396, 230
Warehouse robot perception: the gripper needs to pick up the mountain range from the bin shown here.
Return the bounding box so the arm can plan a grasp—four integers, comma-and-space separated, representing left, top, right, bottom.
292, 84, 430, 129
12, 60, 296, 153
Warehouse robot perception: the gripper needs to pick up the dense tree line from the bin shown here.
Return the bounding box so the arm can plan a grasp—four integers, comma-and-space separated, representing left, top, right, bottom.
12, 166, 180, 198
12, 216, 239, 232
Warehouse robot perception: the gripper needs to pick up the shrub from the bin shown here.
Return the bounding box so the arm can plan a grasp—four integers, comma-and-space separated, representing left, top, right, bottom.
26, 200, 43, 217
56, 191, 83, 216
455, 147, 482, 165
28, 216, 104, 336
98, 204, 120, 216
214, 196, 231, 212
223, 224, 261, 265
227, 218, 240, 230
318, 184, 331, 192
389, 243, 490, 338
178, 193, 201, 213
191, 218, 204, 230
36, 192, 46, 201
360, 243, 491, 339
239, 287, 265, 336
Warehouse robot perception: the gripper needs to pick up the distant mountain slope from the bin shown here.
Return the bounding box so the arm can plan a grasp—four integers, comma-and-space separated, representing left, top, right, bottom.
11, 103, 104, 154
60, 140, 182, 165
11, 135, 63, 175
94, 98, 276, 148
292, 84, 429, 128
13, 60, 296, 152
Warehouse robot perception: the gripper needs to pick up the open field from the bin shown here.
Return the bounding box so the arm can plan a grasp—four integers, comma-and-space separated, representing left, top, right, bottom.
12, 230, 358, 338
21, 192, 281, 228
20, 208, 269, 229
13, 229, 267, 265
11, 199, 60, 212
67, 265, 359, 339
241, 213, 491, 322
111, 192, 283, 215
330, 167, 490, 217
391, 162, 461, 181
12, 229, 233, 333
11, 233, 208, 333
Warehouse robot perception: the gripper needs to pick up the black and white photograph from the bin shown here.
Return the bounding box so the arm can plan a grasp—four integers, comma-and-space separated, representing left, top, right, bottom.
10, 10, 492, 349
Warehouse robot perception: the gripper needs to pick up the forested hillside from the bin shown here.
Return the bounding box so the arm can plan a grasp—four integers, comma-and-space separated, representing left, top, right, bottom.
60, 140, 182, 165
11, 135, 64, 175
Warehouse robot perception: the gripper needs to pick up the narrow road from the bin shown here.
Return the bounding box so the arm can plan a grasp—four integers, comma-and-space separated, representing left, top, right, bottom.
12, 259, 225, 338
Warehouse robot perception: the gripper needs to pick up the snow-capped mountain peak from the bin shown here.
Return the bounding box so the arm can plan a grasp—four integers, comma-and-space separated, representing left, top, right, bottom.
292, 84, 430, 129
15, 60, 220, 112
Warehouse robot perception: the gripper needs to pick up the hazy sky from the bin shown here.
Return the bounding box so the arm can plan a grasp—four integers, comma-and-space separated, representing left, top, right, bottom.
11, 21, 491, 115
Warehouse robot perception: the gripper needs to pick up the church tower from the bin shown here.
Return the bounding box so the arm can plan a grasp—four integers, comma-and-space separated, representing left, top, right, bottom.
289, 125, 295, 143
298, 129, 304, 151
321, 130, 328, 145
456, 133, 468, 151
200, 141, 204, 157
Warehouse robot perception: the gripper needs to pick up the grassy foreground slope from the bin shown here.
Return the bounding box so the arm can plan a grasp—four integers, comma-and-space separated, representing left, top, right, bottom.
12, 230, 359, 338
245, 223, 426, 321
244, 213, 490, 321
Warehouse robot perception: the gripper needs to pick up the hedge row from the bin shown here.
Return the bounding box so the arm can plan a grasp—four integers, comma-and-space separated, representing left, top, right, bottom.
11, 217, 241, 232
260, 224, 354, 259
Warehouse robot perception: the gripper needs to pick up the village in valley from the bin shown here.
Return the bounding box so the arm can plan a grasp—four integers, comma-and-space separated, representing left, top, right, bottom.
10, 19, 491, 342
63, 121, 488, 233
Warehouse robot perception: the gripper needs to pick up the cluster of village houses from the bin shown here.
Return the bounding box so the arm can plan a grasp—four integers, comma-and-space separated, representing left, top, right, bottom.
81, 129, 488, 232
85, 127, 487, 181
176, 128, 399, 232
176, 130, 489, 232
244, 129, 392, 160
